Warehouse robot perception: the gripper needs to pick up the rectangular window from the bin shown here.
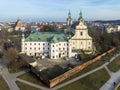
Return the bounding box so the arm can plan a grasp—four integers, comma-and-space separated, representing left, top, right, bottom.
53, 56, 54, 59
89, 42, 90, 45
39, 43, 40, 45
80, 32, 83, 36
39, 48, 40, 50
34, 43, 36, 45
30, 48, 32, 50
43, 43, 45, 45
25, 47, 27, 50
53, 45, 54, 47
25, 43, 27, 45
30, 43, 32, 45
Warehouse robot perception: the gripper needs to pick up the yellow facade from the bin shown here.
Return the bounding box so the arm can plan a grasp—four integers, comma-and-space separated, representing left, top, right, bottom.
71, 19, 92, 51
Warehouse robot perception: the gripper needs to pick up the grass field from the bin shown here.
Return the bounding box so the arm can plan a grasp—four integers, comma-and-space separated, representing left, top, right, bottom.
18, 72, 46, 87
107, 55, 120, 72
0, 75, 9, 90
58, 68, 110, 90
117, 85, 120, 90
60, 60, 105, 84
16, 81, 40, 90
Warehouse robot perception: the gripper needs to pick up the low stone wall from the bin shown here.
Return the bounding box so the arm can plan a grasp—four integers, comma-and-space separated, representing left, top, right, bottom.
49, 48, 116, 88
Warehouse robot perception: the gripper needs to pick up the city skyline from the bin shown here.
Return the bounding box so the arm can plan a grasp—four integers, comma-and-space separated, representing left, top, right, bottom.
0, 0, 120, 22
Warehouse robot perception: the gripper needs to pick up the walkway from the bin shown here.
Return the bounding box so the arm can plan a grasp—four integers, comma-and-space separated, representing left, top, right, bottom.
0, 59, 28, 90
100, 70, 120, 90
52, 52, 120, 90
0, 52, 120, 90
0, 60, 19, 90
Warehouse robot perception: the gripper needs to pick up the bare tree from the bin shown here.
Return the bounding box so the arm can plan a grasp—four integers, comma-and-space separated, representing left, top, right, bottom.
4, 47, 18, 68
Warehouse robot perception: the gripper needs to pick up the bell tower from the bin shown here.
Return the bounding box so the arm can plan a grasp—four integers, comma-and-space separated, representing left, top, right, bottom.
67, 11, 72, 26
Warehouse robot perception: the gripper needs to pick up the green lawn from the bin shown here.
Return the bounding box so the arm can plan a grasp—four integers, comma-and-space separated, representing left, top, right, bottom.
117, 85, 120, 90
77, 53, 93, 62
107, 55, 120, 72
8, 67, 25, 73
60, 60, 105, 84
18, 72, 46, 87
0, 75, 9, 90
58, 69, 110, 90
16, 81, 40, 90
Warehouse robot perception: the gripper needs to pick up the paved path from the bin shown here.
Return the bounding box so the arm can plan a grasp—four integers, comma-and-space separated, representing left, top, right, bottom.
17, 78, 50, 90
52, 52, 120, 90
0, 60, 19, 90
0, 52, 120, 90
0, 59, 28, 90
100, 53, 120, 90
100, 70, 120, 90
14, 52, 120, 90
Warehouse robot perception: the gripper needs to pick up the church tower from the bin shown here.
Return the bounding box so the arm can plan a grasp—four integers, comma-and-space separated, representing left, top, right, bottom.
78, 11, 83, 21
67, 11, 72, 26
71, 11, 92, 51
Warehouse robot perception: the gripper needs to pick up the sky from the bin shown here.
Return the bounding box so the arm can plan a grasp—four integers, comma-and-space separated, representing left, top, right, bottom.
0, 0, 120, 22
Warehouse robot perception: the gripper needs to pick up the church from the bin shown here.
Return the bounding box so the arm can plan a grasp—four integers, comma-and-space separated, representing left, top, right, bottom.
67, 11, 92, 51
21, 11, 92, 59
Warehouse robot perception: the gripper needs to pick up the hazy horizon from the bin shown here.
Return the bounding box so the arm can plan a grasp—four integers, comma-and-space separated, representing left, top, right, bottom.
0, 0, 120, 22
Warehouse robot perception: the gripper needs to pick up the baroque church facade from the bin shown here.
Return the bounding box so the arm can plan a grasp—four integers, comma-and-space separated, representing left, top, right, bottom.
21, 11, 92, 59
67, 12, 92, 51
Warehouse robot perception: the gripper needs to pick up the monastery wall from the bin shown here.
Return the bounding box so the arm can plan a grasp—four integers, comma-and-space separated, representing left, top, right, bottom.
49, 48, 116, 88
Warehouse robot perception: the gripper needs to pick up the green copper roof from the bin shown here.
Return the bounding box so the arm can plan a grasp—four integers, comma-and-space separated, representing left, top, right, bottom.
79, 11, 82, 19
78, 11, 83, 21
68, 11, 71, 18
25, 32, 68, 43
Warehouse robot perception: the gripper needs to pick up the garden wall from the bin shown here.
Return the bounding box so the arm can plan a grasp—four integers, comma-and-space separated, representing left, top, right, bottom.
49, 48, 116, 88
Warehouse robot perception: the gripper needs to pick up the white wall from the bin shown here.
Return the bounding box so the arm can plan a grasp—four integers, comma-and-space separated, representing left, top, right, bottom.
22, 41, 70, 59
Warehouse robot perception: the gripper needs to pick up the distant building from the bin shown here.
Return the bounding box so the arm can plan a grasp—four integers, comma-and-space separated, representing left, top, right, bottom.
14, 19, 26, 32
106, 25, 120, 33
21, 11, 93, 59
